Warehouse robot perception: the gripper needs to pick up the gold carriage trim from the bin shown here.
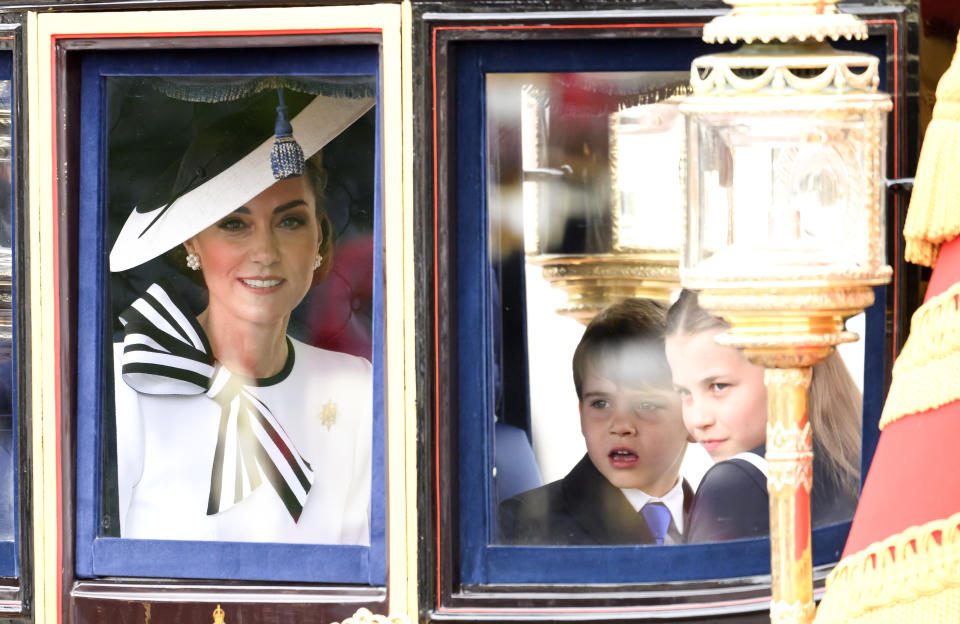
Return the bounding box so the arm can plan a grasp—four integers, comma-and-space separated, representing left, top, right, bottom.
880, 280, 960, 428
814, 510, 960, 624
329, 608, 411, 624
904, 32, 960, 267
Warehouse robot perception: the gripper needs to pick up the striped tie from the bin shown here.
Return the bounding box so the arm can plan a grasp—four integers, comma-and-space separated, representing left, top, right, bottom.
118, 281, 314, 522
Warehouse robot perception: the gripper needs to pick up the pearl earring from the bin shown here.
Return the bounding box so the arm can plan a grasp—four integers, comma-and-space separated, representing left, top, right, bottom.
313, 253, 323, 270
186, 252, 201, 271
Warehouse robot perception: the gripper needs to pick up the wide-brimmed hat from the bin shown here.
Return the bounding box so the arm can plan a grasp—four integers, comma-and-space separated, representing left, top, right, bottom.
109, 87, 374, 273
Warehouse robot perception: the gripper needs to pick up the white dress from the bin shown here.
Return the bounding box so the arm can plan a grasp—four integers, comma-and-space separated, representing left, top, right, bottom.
114, 337, 372, 544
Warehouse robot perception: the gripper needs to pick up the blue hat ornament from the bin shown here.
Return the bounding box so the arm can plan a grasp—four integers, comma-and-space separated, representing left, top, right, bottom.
270, 87, 305, 180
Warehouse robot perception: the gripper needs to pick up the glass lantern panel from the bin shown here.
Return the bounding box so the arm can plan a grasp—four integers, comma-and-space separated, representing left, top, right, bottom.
687, 109, 887, 276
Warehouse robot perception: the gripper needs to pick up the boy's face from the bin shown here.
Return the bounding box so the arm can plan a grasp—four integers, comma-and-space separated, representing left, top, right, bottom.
579, 372, 687, 497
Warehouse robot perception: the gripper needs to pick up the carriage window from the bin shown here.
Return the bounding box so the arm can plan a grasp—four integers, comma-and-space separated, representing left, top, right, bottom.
489, 71, 866, 547
75, 46, 385, 584
445, 33, 888, 589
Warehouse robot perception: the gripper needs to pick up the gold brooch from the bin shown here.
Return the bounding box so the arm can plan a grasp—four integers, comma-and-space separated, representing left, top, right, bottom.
320, 399, 337, 430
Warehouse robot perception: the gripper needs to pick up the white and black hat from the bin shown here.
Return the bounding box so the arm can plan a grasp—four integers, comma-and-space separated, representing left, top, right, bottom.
109, 85, 374, 273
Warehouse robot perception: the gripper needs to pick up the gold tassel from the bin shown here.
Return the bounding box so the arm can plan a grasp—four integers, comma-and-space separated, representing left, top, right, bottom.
879, 279, 960, 428
904, 32, 960, 267
814, 511, 960, 624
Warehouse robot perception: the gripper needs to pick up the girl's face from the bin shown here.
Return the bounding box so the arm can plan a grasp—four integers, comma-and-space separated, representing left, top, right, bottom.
184, 175, 320, 329
665, 328, 767, 462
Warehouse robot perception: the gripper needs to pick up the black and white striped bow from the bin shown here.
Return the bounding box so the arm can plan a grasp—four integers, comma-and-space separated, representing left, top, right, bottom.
118, 281, 314, 522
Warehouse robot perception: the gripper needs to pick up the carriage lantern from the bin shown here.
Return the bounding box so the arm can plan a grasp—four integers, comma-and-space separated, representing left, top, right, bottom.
678, 0, 891, 622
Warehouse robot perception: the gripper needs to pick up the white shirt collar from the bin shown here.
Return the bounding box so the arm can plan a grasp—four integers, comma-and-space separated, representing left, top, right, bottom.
620, 477, 685, 534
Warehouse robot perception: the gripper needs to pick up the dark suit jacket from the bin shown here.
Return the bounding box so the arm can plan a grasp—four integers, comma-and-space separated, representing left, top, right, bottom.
684, 446, 858, 543
498, 454, 693, 545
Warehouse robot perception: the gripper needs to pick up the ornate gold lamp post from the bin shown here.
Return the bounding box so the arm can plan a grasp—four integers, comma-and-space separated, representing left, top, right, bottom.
679, 1, 891, 622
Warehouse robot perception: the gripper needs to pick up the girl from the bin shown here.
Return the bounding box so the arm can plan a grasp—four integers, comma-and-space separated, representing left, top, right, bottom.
664, 290, 861, 543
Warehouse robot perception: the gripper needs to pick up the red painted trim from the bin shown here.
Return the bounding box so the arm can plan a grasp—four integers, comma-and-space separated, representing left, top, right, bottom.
431, 24, 442, 609
434, 22, 706, 33
430, 20, 704, 611
51, 27, 381, 41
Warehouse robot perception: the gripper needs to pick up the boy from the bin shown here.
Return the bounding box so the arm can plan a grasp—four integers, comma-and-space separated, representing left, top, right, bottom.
499, 298, 693, 545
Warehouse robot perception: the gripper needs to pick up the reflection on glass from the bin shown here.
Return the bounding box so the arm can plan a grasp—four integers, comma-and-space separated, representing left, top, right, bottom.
610, 100, 684, 253
517, 72, 688, 258
486, 72, 864, 547
104, 76, 376, 545
0, 79, 12, 542
487, 72, 708, 546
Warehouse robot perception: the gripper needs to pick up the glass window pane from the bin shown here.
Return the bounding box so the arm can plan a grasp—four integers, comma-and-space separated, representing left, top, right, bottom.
103, 75, 376, 545
0, 77, 12, 548
486, 70, 863, 549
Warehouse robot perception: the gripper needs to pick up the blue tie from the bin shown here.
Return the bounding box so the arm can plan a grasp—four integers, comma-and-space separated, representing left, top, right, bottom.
641, 502, 672, 545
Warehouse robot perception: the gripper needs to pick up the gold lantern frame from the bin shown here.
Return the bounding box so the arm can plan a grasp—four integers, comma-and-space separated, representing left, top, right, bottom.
679, 1, 892, 622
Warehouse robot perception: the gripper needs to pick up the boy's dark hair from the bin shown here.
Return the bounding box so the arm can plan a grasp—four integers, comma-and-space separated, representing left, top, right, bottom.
572, 298, 671, 400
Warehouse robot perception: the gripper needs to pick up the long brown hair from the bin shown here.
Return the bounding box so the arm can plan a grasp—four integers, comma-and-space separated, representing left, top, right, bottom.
666, 289, 862, 498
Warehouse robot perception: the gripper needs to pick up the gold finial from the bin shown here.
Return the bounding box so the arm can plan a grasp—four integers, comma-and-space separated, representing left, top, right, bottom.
703, 0, 867, 44
212, 604, 226, 624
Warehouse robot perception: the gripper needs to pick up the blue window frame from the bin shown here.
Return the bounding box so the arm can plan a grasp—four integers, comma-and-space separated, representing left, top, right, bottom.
0, 49, 18, 580
454, 34, 891, 586
75, 45, 386, 584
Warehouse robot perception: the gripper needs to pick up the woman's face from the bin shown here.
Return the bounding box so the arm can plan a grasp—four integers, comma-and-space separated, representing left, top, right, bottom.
184, 175, 320, 329
665, 328, 767, 462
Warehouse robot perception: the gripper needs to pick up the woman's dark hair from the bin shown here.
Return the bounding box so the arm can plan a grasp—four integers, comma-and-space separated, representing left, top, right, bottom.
167, 156, 334, 287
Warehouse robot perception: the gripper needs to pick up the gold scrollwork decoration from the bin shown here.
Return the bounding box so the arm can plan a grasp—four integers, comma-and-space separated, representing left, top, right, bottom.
715, 332, 855, 350
768, 456, 814, 492
696, 287, 877, 313
765, 369, 814, 389
770, 599, 817, 624
330, 608, 411, 624
692, 55, 878, 97
684, 263, 891, 286
537, 259, 679, 281
767, 421, 813, 454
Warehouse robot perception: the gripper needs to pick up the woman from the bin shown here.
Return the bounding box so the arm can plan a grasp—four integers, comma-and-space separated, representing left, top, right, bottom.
664, 289, 861, 543
110, 89, 375, 544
